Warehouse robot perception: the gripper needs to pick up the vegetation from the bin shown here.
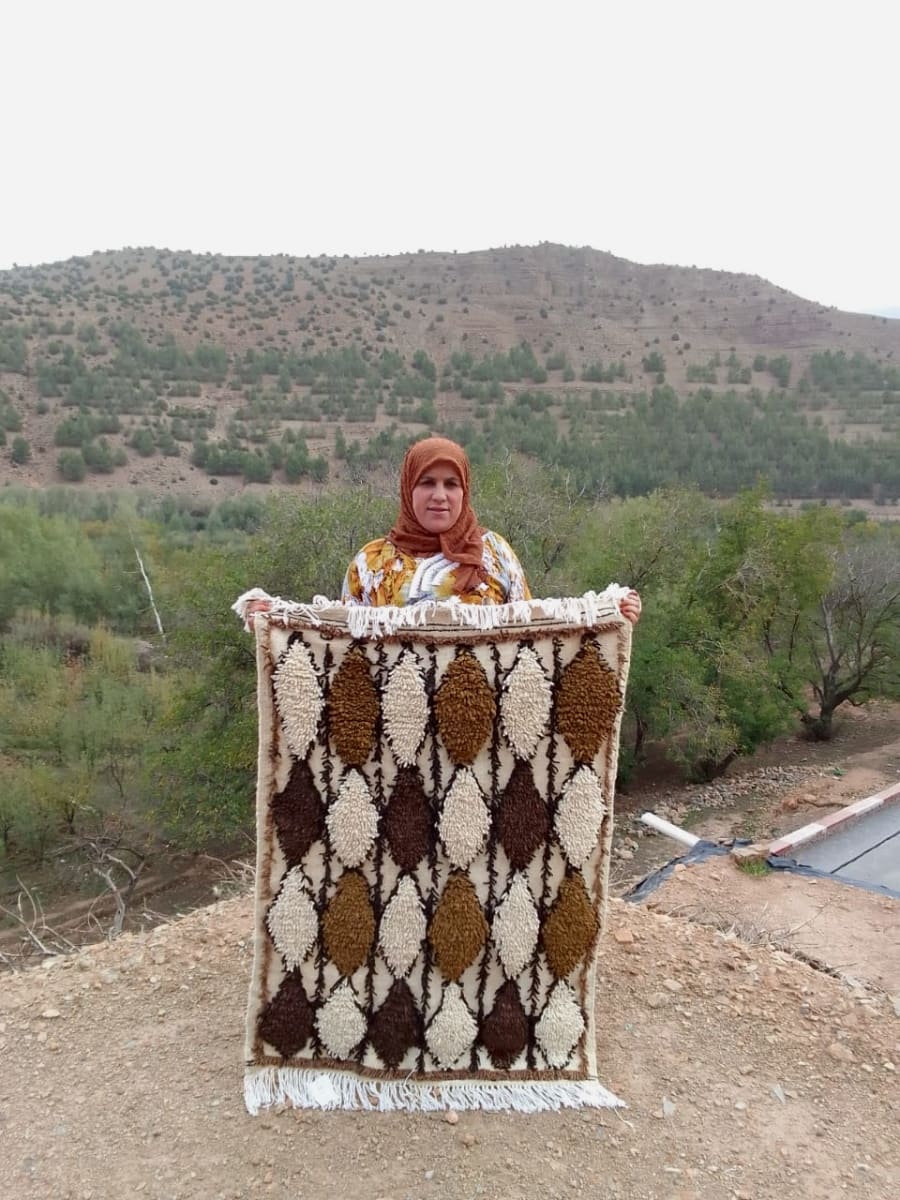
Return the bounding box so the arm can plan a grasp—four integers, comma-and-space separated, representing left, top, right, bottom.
1, 476, 897, 876
1, 246, 899, 904
2, 247, 899, 501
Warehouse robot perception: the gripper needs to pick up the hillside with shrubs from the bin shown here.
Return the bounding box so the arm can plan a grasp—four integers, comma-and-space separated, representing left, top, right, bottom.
2, 244, 899, 502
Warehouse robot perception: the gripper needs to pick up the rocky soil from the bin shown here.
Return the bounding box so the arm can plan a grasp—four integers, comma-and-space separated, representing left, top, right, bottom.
2, 701, 899, 1200
1, 889, 898, 1200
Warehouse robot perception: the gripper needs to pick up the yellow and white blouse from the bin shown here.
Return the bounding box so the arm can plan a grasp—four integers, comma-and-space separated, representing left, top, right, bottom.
341, 531, 531, 607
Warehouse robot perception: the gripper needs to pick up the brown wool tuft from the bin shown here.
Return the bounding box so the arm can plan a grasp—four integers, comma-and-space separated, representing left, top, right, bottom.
497, 760, 549, 871
555, 642, 622, 763
328, 647, 380, 767
368, 979, 423, 1068
257, 970, 315, 1058
480, 980, 529, 1068
428, 873, 489, 981
541, 872, 600, 980
434, 651, 496, 765
383, 767, 431, 871
271, 760, 325, 866
322, 871, 376, 977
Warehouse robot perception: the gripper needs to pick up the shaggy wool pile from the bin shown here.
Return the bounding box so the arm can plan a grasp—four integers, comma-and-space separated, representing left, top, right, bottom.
244, 594, 631, 1113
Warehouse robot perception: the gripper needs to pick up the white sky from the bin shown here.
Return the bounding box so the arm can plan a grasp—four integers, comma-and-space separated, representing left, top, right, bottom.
3, 0, 898, 315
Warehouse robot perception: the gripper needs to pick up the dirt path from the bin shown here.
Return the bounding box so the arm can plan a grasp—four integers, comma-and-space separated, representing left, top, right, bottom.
1, 891, 898, 1200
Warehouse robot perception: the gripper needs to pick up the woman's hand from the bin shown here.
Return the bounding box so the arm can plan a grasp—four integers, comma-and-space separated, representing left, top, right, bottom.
619, 590, 642, 626
246, 599, 272, 631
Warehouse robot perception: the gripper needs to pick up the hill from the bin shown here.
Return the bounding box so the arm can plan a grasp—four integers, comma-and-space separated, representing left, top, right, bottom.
2, 244, 900, 502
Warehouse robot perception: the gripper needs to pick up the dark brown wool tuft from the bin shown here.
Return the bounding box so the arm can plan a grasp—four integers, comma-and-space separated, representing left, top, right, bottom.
257, 970, 315, 1058
271, 760, 325, 866
480, 980, 529, 1068
383, 766, 432, 870
368, 979, 423, 1068
497, 760, 550, 870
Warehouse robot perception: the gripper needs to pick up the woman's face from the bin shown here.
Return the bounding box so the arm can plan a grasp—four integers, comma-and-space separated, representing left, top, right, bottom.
411, 462, 465, 533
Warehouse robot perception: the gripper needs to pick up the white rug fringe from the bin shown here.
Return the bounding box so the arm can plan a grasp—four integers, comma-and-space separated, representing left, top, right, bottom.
244, 1067, 623, 1114
235, 587, 631, 639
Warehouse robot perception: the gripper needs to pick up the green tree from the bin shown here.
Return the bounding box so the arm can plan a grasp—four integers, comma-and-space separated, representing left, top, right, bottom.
10, 436, 31, 464
0, 508, 104, 626
152, 488, 394, 842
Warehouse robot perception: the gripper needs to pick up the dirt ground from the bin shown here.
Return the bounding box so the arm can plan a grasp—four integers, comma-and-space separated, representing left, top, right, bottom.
2, 704, 899, 1200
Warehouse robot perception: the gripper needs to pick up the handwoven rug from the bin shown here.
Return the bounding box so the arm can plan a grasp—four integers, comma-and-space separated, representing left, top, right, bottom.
244, 593, 631, 1113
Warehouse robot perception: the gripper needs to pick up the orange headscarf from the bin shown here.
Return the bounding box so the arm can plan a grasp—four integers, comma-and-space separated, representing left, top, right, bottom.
388, 437, 487, 595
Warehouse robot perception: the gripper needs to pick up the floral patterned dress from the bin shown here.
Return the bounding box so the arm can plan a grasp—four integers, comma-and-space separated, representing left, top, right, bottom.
341, 531, 531, 607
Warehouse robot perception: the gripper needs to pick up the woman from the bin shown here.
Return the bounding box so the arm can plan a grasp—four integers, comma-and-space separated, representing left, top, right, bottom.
241, 436, 641, 624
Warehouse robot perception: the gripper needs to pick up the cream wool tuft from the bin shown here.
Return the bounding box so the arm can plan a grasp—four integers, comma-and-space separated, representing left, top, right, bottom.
426, 983, 479, 1069
265, 867, 318, 971
536, 982, 587, 1068
492, 872, 541, 980
555, 766, 607, 868
378, 875, 427, 979
439, 768, 491, 869
381, 649, 429, 766
500, 645, 553, 758
327, 770, 379, 868
316, 982, 368, 1060
272, 640, 323, 757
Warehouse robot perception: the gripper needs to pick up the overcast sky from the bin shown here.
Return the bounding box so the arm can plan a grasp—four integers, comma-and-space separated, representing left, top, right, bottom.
3, 1, 897, 315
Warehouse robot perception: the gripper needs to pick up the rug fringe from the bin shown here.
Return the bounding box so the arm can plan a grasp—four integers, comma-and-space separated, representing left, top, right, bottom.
253, 588, 631, 640
244, 1067, 623, 1114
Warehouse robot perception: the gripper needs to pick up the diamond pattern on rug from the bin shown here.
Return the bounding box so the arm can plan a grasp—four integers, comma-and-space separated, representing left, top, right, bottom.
480, 980, 529, 1068
317, 982, 367, 1059
426, 983, 478, 1068
492, 872, 540, 980
379, 874, 427, 979
273, 639, 323, 758
369, 979, 422, 1068
382, 649, 429, 767
496, 760, 549, 871
536, 981, 586, 1068
555, 766, 606, 868
246, 600, 630, 1112
327, 769, 378, 868
327, 646, 380, 767
270, 760, 325, 867
257, 970, 315, 1058
429, 873, 489, 982
434, 650, 495, 764
439, 768, 491, 869
555, 641, 622, 762
500, 645, 553, 759
383, 766, 431, 871
322, 871, 375, 977
265, 867, 318, 970
542, 872, 600, 980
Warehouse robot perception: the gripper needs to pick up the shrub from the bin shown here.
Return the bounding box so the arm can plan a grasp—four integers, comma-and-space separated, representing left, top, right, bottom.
57, 449, 87, 481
